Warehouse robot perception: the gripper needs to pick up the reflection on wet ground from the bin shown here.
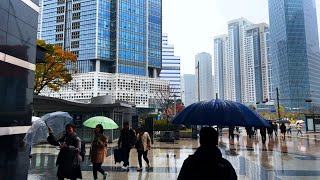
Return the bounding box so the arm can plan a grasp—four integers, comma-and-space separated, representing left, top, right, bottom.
28, 131, 320, 180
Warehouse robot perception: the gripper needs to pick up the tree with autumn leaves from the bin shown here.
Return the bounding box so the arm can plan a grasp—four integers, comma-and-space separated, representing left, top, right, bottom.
34, 40, 77, 95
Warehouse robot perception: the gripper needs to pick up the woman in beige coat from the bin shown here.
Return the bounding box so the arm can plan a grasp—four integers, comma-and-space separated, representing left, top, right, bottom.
89, 124, 108, 180
135, 128, 151, 171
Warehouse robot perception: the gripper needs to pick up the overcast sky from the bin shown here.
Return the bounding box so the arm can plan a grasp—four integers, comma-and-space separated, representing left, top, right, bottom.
162, 0, 320, 75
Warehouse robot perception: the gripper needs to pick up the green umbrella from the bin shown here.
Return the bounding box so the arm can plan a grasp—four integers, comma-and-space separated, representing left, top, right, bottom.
83, 116, 119, 129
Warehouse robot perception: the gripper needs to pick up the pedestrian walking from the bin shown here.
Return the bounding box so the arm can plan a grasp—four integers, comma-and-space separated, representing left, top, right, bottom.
47, 124, 82, 180
260, 127, 267, 144
246, 126, 253, 139
118, 121, 137, 171
135, 128, 151, 171
280, 123, 286, 140
235, 127, 240, 140
89, 124, 108, 180
218, 126, 223, 137
267, 121, 273, 138
286, 123, 292, 136
177, 127, 237, 180
273, 122, 278, 137
228, 126, 235, 139
296, 123, 303, 136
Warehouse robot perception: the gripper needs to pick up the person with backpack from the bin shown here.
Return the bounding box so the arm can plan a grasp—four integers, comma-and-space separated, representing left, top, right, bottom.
118, 121, 136, 171
89, 124, 108, 180
135, 127, 151, 171
47, 124, 82, 180
177, 127, 237, 180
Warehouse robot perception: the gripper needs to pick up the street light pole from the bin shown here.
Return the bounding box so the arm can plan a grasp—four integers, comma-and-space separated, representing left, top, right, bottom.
276, 87, 281, 120
174, 94, 177, 115
197, 61, 200, 102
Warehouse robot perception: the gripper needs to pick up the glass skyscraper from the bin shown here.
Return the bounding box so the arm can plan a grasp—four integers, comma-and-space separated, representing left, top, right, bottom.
38, 0, 162, 77
268, 0, 320, 110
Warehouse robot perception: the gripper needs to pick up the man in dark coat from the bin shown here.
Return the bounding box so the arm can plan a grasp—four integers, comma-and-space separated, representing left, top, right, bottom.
260, 127, 267, 144
118, 121, 136, 170
177, 127, 237, 180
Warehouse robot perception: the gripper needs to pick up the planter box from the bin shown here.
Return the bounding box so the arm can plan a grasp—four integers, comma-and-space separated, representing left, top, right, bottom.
159, 131, 175, 142
179, 131, 192, 138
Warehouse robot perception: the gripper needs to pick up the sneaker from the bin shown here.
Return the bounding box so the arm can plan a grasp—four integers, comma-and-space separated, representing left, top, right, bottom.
103, 172, 108, 180
121, 166, 128, 170
137, 167, 142, 171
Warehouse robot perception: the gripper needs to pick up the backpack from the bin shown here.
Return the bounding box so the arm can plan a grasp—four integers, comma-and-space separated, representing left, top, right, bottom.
80, 141, 86, 162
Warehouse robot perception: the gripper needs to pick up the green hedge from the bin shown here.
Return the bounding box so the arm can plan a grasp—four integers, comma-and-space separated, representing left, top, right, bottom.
153, 119, 178, 131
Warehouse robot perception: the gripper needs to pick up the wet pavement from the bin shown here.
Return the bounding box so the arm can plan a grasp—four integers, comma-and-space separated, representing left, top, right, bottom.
28, 130, 320, 180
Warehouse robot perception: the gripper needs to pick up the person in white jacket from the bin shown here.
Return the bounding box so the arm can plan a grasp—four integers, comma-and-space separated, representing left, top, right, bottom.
135, 128, 151, 171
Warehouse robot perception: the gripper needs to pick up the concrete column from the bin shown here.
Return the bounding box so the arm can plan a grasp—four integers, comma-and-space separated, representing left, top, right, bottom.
96, 60, 100, 72
153, 68, 157, 78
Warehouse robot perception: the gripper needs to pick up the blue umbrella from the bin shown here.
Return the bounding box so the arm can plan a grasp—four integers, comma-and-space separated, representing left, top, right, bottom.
171, 99, 270, 127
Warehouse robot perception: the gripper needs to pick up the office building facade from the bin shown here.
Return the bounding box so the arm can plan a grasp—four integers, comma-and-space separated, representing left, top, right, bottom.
38, 0, 162, 76
181, 74, 196, 107
160, 34, 181, 99
195, 52, 213, 101
38, 0, 165, 108
0, 0, 40, 179
268, 0, 320, 109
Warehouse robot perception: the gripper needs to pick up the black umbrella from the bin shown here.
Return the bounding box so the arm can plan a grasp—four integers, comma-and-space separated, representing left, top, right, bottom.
171, 99, 270, 127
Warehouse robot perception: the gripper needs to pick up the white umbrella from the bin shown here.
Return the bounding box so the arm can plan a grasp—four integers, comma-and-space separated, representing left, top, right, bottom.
24, 112, 73, 145
32, 116, 40, 122
296, 120, 304, 125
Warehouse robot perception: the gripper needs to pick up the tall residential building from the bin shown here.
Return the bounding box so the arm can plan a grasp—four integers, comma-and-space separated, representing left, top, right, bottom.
268, 0, 320, 109
226, 18, 252, 102
244, 23, 269, 103
265, 30, 273, 100
160, 34, 181, 98
37, 0, 165, 108
181, 74, 196, 106
213, 35, 227, 100
195, 52, 213, 101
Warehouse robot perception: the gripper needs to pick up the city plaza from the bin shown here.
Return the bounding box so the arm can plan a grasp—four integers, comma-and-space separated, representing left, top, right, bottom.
28, 129, 320, 180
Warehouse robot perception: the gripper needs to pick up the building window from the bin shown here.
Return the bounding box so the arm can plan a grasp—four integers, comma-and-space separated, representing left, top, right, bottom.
71, 51, 79, 57
71, 31, 80, 39
57, 6, 65, 14
55, 34, 63, 41
56, 24, 64, 32
72, 3, 81, 11
55, 43, 63, 47
72, 22, 80, 29
72, 12, 80, 20
57, 0, 65, 4
71, 41, 79, 48
56, 15, 64, 23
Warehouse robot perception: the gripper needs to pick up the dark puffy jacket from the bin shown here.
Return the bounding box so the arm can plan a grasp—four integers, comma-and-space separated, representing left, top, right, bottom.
177, 146, 237, 180
47, 133, 82, 179
118, 128, 136, 149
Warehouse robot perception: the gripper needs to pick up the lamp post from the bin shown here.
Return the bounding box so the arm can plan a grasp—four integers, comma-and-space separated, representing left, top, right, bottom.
174, 94, 177, 115
196, 61, 200, 102
276, 87, 281, 120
